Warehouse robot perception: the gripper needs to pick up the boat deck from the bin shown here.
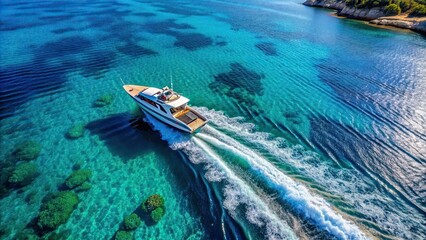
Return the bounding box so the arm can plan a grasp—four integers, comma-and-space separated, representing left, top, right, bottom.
174, 107, 191, 118
188, 118, 207, 131
123, 85, 149, 97
175, 107, 207, 132
177, 111, 199, 124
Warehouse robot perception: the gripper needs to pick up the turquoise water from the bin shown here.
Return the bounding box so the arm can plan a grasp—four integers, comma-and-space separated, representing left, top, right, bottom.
1, 0, 425, 239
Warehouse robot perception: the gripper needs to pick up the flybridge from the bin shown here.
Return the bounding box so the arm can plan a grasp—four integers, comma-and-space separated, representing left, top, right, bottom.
154, 87, 180, 102
138, 86, 189, 108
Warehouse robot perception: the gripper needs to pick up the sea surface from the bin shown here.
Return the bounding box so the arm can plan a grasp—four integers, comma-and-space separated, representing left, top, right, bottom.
0, 0, 425, 239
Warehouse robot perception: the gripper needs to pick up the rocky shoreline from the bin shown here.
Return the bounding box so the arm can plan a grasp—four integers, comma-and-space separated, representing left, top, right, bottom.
303, 0, 426, 35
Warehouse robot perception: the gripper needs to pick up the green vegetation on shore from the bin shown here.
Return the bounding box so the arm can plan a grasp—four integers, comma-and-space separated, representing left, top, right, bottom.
345, 0, 426, 16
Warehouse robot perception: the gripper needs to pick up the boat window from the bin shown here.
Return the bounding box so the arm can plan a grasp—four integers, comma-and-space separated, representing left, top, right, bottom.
137, 95, 157, 107
159, 105, 167, 113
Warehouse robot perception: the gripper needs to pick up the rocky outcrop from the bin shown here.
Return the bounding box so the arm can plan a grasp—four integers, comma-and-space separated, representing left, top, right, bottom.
303, 0, 346, 11
303, 0, 384, 20
370, 17, 426, 34
339, 6, 385, 20
303, 0, 426, 34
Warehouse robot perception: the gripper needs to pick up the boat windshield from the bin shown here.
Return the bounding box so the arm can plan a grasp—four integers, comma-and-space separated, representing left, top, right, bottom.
159, 88, 179, 101
164, 90, 172, 96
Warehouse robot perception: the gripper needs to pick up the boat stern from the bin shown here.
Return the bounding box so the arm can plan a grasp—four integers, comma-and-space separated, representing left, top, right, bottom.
176, 108, 208, 133
190, 119, 209, 134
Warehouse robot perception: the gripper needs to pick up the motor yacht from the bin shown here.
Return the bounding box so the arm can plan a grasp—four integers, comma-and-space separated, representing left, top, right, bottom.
123, 84, 208, 133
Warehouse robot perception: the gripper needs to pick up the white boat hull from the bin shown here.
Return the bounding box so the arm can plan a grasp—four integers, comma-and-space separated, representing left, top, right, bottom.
123, 84, 207, 134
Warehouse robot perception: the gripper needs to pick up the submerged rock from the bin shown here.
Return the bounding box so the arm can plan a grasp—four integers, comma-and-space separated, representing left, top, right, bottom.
212, 63, 264, 95
37, 191, 79, 231
12, 141, 41, 161
209, 63, 264, 106
66, 124, 85, 139
123, 213, 141, 230
141, 194, 165, 212
64, 169, 92, 189
255, 42, 278, 56
115, 230, 133, 240
150, 207, 165, 223
0, 167, 14, 196
74, 182, 92, 193
15, 228, 39, 240
94, 94, 114, 107
8, 162, 39, 187
140, 194, 166, 223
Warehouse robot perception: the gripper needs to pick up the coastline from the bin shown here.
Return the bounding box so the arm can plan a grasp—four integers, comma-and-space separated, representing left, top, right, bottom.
330, 12, 418, 34
303, 0, 426, 35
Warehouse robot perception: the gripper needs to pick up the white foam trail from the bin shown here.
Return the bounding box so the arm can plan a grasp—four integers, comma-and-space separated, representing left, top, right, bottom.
142, 113, 298, 240
195, 138, 297, 240
197, 130, 368, 240
195, 107, 422, 239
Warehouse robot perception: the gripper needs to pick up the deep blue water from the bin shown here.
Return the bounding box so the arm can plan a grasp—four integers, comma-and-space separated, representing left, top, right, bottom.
0, 0, 425, 239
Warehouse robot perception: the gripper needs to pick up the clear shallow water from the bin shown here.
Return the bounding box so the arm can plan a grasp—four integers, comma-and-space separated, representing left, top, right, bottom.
0, 0, 425, 239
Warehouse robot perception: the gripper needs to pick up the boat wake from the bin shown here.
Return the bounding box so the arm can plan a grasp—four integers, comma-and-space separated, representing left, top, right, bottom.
196, 108, 425, 239
142, 107, 425, 239
144, 113, 298, 239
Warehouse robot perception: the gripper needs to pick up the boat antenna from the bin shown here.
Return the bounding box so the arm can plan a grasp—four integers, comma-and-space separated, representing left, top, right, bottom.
120, 77, 125, 86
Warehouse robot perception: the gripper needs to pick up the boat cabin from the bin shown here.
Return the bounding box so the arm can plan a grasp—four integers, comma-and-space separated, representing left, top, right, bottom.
134, 86, 190, 116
